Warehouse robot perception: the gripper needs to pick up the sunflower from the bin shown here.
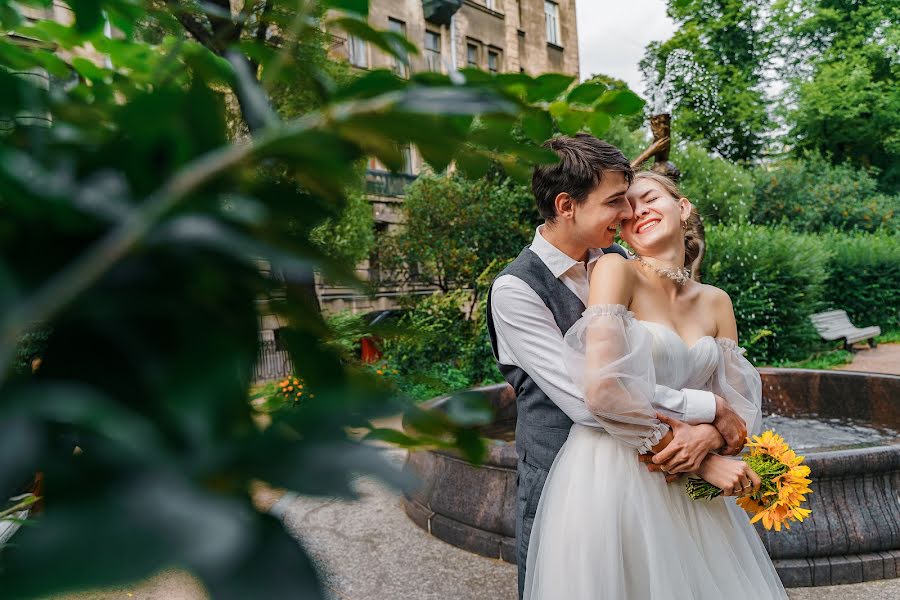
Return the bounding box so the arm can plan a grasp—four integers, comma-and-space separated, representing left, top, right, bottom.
687, 430, 812, 532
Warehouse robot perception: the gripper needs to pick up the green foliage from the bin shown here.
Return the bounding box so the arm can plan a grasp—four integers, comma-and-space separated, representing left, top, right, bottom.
642, 0, 772, 161
582, 74, 646, 132
775, 0, 900, 189
877, 330, 900, 345
601, 118, 649, 163
0, 1, 638, 597
12, 327, 51, 376
322, 310, 369, 363
375, 261, 507, 402
382, 172, 536, 292
378, 288, 501, 402
704, 225, 830, 364
671, 141, 755, 224
750, 153, 898, 233
821, 231, 900, 331
774, 348, 854, 370
310, 192, 376, 269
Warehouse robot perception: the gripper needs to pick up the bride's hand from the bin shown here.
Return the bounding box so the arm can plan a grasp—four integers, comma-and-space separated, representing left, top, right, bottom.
649, 413, 722, 474
696, 454, 761, 497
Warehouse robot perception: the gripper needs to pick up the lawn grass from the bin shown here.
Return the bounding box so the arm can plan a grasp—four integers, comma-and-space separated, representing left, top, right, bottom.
876, 329, 900, 344
774, 348, 855, 370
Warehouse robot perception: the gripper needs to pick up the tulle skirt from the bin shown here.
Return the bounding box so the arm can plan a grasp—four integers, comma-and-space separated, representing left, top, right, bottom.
523, 425, 788, 600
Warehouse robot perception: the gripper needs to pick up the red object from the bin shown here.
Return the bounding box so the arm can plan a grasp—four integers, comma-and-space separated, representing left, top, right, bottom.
360, 336, 382, 364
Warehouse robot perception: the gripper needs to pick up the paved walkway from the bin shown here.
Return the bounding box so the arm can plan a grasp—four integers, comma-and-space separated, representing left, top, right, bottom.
839, 343, 900, 375
52, 345, 900, 599
54, 454, 900, 600
281, 463, 900, 600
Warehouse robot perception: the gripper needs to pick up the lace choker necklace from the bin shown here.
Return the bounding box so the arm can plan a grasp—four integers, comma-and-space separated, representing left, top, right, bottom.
633, 254, 691, 285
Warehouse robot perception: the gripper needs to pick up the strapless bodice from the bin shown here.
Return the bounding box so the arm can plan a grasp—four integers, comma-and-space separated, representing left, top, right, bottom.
638, 320, 720, 390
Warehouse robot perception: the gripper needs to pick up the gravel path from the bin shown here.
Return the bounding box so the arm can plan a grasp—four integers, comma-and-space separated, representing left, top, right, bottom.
51, 457, 900, 600
838, 343, 900, 375
48, 344, 900, 599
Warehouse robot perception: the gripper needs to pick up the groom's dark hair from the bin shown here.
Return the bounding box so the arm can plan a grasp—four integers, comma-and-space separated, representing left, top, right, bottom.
532, 134, 633, 224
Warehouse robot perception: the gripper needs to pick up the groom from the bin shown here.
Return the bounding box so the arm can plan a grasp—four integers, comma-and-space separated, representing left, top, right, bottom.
486, 134, 747, 598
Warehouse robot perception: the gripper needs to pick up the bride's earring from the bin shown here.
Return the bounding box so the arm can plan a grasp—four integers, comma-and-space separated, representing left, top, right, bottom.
681, 220, 688, 230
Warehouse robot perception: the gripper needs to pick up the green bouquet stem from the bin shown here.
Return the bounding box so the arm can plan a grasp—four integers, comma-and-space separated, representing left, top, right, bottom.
685, 454, 788, 501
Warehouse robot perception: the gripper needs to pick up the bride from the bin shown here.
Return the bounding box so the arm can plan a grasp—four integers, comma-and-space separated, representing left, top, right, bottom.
523, 171, 788, 599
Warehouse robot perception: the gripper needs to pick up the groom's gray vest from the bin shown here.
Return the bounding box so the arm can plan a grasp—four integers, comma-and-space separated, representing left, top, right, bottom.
486, 243, 627, 598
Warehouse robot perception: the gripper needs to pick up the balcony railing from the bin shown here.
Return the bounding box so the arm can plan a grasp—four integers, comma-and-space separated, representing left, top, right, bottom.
365, 170, 418, 197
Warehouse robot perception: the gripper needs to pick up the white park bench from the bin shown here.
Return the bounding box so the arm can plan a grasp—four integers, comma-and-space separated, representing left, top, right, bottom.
809, 310, 881, 351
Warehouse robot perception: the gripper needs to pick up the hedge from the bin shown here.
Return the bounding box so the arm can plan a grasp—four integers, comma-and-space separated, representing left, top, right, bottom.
704, 224, 829, 364
821, 231, 900, 331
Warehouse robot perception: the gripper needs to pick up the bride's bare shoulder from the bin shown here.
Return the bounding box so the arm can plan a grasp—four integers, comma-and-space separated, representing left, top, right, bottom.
697, 283, 732, 307
698, 284, 738, 338
588, 254, 637, 305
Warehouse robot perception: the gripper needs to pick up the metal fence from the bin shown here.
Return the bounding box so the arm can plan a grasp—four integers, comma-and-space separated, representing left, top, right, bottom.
253, 340, 294, 382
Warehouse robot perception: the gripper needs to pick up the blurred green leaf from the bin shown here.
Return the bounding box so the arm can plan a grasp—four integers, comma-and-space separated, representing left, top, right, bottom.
331, 69, 406, 102
0, 477, 252, 597
556, 108, 589, 135
364, 428, 426, 446
328, 16, 418, 62
567, 82, 606, 105
443, 392, 493, 427
587, 111, 612, 137
454, 147, 493, 179
595, 89, 644, 115
521, 109, 553, 143
526, 73, 575, 103
67, 0, 104, 33
226, 50, 279, 131
322, 0, 369, 16
395, 86, 518, 116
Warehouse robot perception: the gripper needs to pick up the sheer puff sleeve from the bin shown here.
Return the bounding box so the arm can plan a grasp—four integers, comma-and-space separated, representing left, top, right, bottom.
712, 339, 763, 437
563, 304, 669, 453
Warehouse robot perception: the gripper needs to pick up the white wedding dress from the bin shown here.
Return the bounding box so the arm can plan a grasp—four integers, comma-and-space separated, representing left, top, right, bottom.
523, 304, 788, 599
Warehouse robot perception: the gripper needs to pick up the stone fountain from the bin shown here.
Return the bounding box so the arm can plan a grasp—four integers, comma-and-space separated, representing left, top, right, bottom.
402, 370, 900, 587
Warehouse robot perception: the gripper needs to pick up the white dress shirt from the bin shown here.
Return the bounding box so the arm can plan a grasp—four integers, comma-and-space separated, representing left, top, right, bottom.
490, 226, 717, 429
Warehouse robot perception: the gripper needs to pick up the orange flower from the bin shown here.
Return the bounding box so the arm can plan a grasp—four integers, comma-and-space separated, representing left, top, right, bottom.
737, 431, 813, 531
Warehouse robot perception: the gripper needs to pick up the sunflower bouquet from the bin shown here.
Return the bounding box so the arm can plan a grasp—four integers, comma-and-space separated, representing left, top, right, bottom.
685, 430, 812, 531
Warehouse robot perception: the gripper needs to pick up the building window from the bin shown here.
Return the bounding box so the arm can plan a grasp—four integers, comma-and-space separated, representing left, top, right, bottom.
387, 18, 408, 77
545, 1, 561, 47
348, 35, 368, 68
488, 49, 500, 73
424, 30, 442, 72
401, 144, 413, 174
369, 222, 390, 284
485, 0, 495, 10
467, 42, 479, 68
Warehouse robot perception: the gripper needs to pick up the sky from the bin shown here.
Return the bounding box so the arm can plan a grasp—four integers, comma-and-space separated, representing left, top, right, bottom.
575, 0, 676, 95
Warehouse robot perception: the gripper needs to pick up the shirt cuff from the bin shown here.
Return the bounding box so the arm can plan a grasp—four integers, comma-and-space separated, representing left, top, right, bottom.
681, 389, 717, 425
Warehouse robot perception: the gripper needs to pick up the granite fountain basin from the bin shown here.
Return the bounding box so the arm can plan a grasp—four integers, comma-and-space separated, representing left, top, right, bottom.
402, 369, 900, 587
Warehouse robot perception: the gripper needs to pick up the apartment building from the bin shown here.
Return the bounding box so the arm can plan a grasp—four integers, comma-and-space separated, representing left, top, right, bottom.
318, 0, 580, 314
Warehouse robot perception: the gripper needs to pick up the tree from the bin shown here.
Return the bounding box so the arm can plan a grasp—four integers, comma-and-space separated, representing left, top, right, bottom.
0, 1, 634, 596
774, 0, 900, 188
310, 191, 376, 267
382, 171, 537, 297
641, 0, 772, 162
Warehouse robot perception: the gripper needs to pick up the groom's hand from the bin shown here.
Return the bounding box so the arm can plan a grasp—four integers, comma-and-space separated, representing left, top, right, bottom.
712, 395, 747, 455
649, 414, 722, 475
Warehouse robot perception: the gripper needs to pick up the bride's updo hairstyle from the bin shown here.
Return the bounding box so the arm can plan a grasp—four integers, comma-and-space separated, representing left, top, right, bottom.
632, 171, 705, 278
